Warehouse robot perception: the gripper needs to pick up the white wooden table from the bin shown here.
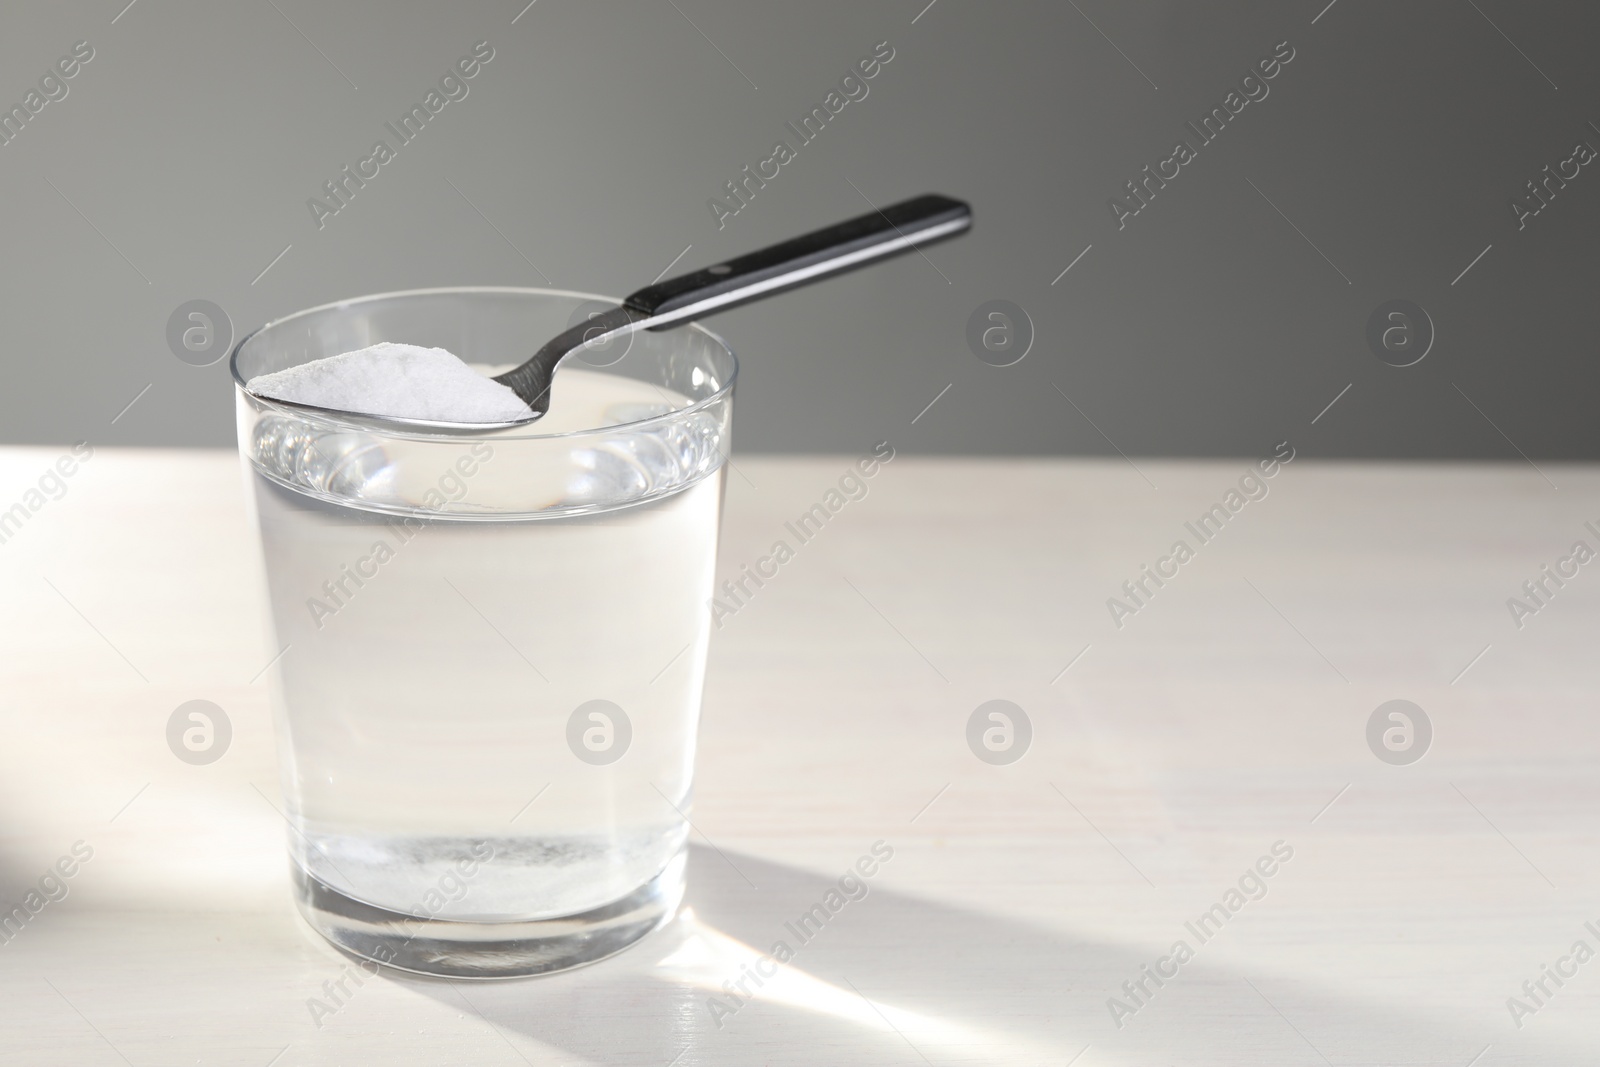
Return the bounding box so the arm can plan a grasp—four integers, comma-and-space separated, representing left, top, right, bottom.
1, 448, 1596, 1065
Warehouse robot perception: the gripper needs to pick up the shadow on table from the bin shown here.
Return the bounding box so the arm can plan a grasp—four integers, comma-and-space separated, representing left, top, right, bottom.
399, 845, 1539, 1066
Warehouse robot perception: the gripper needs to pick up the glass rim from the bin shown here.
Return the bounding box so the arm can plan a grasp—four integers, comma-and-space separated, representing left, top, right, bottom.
228, 285, 738, 442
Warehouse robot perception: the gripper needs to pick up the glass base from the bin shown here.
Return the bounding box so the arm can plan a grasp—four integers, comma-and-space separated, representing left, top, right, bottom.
292, 848, 685, 979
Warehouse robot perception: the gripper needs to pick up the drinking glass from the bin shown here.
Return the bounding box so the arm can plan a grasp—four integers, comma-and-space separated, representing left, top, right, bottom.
231, 287, 734, 977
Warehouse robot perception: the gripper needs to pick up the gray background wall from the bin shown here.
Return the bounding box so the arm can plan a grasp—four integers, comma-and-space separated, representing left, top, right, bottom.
0, 0, 1595, 458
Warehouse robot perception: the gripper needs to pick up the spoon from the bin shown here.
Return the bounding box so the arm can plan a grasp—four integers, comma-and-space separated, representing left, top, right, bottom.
253, 193, 971, 432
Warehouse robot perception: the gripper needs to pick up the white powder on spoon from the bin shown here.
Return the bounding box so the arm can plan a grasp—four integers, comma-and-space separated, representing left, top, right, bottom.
246, 342, 533, 423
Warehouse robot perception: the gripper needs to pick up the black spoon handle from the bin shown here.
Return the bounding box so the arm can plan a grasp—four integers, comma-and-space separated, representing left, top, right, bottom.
623, 193, 971, 328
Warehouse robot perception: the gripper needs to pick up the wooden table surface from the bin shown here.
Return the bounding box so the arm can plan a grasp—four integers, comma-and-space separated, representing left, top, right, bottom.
1, 448, 1597, 1065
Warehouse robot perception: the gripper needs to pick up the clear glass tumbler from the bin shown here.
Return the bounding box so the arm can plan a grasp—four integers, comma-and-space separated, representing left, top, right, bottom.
230, 288, 735, 978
